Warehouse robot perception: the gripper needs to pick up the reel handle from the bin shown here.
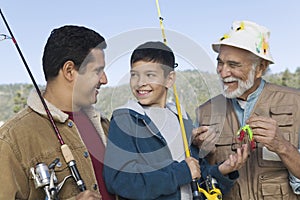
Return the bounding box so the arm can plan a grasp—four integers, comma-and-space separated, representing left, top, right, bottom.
191, 179, 204, 200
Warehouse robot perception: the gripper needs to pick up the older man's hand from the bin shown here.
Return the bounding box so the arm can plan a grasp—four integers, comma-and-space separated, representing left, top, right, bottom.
247, 116, 285, 153
192, 126, 218, 157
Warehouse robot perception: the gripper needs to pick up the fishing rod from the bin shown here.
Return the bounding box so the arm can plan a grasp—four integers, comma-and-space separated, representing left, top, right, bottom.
0, 9, 86, 197
154, 1, 202, 199
154, 1, 222, 200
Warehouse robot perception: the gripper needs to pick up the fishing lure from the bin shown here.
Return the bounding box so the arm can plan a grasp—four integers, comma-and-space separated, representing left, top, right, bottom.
236, 124, 256, 150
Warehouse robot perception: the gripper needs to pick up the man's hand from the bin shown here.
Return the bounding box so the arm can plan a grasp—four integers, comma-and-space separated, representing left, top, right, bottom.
247, 116, 285, 153
192, 126, 218, 157
247, 116, 300, 179
76, 190, 102, 200
185, 157, 201, 180
219, 144, 249, 175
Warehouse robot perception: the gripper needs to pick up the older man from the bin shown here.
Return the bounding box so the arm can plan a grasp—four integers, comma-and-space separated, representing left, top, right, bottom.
195, 20, 300, 199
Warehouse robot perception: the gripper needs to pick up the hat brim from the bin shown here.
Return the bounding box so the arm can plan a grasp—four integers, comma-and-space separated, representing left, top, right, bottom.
212, 43, 274, 64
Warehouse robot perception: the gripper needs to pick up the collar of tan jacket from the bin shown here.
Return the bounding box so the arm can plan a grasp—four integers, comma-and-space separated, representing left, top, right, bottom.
27, 88, 107, 146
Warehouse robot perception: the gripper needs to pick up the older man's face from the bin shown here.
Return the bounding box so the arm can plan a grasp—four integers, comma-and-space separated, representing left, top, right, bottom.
216, 45, 261, 100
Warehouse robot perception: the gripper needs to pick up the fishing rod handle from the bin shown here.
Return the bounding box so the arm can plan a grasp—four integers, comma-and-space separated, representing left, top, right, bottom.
69, 160, 86, 192
61, 144, 86, 192
191, 179, 204, 200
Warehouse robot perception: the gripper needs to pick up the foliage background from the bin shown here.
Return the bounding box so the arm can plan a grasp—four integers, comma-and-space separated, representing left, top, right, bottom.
0, 68, 299, 123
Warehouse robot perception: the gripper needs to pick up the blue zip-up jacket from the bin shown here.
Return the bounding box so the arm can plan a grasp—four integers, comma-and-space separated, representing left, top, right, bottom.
103, 101, 238, 200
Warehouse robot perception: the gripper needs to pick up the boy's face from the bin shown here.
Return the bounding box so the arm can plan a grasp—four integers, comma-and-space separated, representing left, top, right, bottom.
130, 61, 175, 108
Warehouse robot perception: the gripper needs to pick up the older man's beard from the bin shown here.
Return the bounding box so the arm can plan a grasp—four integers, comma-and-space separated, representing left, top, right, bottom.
220, 65, 256, 99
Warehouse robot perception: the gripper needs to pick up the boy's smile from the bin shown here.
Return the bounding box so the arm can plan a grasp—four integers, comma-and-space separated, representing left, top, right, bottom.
130, 61, 174, 108
136, 89, 152, 96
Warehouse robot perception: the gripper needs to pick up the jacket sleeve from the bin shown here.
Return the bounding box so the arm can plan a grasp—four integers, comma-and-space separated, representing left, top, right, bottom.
288, 149, 300, 194
0, 138, 29, 199
103, 113, 192, 199
289, 173, 300, 194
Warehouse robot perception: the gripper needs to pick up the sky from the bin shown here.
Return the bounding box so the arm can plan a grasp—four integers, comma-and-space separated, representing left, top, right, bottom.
1, 0, 300, 87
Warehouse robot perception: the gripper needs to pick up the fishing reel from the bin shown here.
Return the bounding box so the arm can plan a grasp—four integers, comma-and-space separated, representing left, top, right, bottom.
30, 158, 72, 200
198, 175, 222, 200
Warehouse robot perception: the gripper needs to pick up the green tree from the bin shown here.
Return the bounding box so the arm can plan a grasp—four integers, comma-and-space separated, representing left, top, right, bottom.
281, 69, 291, 86
296, 67, 300, 88
13, 91, 26, 113
13, 84, 33, 113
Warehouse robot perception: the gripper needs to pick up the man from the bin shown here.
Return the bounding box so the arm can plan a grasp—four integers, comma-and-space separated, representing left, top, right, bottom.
195, 20, 300, 199
0, 25, 115, 199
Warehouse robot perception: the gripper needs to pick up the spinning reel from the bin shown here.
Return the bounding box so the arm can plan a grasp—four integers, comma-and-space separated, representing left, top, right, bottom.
30, 158, 72, 200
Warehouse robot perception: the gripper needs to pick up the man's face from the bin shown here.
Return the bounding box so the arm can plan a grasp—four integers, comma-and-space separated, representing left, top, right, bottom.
216, 45, 260, 99
73, 48, 107, 108
130, 61, 174, 108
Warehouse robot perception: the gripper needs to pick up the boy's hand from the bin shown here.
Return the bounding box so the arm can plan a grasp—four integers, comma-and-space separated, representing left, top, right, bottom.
185, 157, 201, 180
218, 144, 248, 175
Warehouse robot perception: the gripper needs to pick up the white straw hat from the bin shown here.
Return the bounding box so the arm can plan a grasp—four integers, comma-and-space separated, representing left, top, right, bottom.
212, 20, 274, 64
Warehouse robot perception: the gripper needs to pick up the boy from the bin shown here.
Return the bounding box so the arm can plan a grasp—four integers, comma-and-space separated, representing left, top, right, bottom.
103, 41, 248, 199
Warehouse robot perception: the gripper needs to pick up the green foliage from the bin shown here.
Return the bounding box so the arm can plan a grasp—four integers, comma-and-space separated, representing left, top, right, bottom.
0, 84, 33, 121
264, 68, 300, 89
13, 85, 32, 113
0, 69, 299, 124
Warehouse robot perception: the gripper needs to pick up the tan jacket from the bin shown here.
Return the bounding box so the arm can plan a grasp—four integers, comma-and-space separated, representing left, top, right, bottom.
196, 82, 300, 200
0, 90, 109, 200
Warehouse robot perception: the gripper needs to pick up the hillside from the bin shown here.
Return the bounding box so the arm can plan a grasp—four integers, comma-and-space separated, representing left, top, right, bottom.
0, 68, 299, 123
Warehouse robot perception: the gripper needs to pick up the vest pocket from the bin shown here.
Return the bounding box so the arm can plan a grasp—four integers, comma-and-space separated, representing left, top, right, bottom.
258, 171, 290, 200
270, 105, 294, 127
200, 116, 237, 163
261, 183, 289, 200
200, 115, 222, 131
257, 105, 293, 168
257, 132, 290, 168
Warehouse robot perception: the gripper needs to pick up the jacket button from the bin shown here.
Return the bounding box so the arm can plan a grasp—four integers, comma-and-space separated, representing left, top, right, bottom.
93, 184, 98, 190
67, 121, 73, 127
56, 161, 62, 168
83, 151, 89, 158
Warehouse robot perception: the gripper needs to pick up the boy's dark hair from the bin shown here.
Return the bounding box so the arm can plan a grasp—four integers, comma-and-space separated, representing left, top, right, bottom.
130, 41, 175, 77
42, 25, 106, 81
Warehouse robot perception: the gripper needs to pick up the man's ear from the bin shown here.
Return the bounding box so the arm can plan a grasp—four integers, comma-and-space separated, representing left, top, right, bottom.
61, 60, 77, 82
256, 59, 269, 78
165, 71, 176, 88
